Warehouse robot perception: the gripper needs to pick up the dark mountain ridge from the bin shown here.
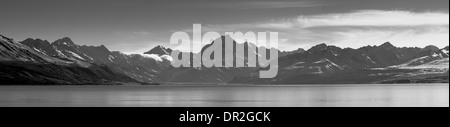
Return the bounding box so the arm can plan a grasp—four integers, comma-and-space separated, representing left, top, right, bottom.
1, 35, 143, 85
231, 42, 448, 84
2, 34, 448, 84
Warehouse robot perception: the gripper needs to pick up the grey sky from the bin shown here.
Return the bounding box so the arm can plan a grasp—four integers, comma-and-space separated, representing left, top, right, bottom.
1, 0, 448, 53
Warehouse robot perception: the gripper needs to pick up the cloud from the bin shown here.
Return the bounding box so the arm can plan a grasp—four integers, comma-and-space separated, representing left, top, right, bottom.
161, 55, 174, 62
192, 10, 449, 51
131, 31, 154, 36
111, 31, 171, 54
143, 54, 163, 62
142, 54, 173, 62
297, 10, 449, 28
323, 25, 449, 48
203, 10, 449, 30
188, 1, 323, 10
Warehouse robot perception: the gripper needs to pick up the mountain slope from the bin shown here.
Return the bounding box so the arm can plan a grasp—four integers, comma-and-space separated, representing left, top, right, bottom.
1, 35, 143, 85
4, 34, 448, 84
157, 36, 261, 83
21, 37, 171, 83
1, 35, 62, 63
379, 47, 449, 83
443, 46, 449, 56
231, 42, 448, 84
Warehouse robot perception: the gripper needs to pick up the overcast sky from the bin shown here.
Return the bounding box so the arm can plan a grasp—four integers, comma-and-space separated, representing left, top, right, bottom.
1, 0, 449, 53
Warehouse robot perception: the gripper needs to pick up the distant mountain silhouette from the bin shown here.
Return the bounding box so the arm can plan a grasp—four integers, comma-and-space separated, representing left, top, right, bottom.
231, 42, 448, 84
157, 36, 261, 83
423, 45, 441, 52
280, 48, 306, 57
144, 45, 173, 56
2, 34, 448, 85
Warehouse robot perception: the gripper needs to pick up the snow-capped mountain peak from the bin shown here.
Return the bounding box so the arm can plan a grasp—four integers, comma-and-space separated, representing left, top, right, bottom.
54, 37, 76, 46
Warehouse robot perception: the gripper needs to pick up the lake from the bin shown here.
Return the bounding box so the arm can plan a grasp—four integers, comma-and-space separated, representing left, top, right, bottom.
0, 84, 448, 107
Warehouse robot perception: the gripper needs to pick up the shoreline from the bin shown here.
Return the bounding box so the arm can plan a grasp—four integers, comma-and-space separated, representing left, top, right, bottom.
1, 83, 448, 87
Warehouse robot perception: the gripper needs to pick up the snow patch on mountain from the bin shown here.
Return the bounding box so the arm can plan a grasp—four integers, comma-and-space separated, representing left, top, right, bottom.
67, 51, 85, 60
398, 58, 449, 69
108, 55, 115, 62
142, 54, 174, 62
362, 54, 376, 64
84, 54, 94, 61
33, 47, 47, 55
53, 46, 67, 58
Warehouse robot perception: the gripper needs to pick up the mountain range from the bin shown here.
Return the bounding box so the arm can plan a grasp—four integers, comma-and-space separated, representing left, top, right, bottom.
1, 34, 448, 85
0, 35, 142, 85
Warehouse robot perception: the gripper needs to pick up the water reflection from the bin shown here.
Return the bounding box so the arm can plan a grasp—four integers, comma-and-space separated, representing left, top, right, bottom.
0, 84, 448, 107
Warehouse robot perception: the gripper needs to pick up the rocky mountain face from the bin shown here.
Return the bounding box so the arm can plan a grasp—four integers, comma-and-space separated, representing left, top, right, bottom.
275, 42, 424, 73
231, 42, 449, 84
20, 37, 171, 83
107, 51, 172, 82
1, 35, 141, 85
443, 46, 449, 55
22, 37, 116, 63
154, 37, 447, 84
157, 36, 262, 83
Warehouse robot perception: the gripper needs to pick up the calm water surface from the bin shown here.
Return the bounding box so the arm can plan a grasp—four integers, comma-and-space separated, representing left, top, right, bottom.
0, 84, 448, 107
